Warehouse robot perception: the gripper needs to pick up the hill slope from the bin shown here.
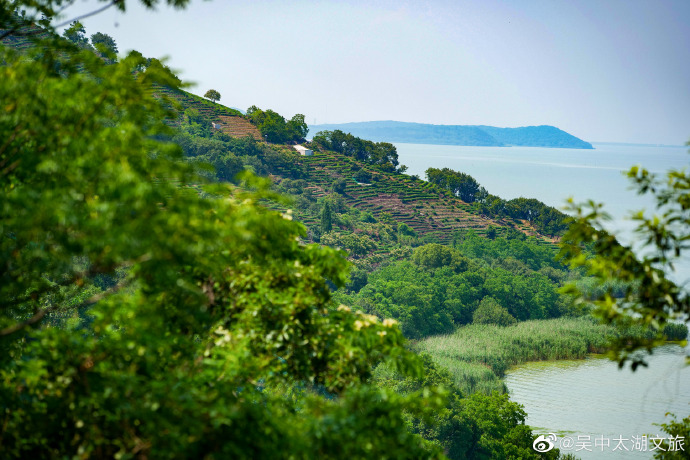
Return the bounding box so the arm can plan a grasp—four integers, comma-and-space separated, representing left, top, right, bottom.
309, 120, 593, 149
167, 97, 564, 251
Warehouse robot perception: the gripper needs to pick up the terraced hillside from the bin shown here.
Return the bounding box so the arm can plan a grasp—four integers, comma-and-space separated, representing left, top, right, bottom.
138, 80, 557, 248
217, 115, 263, 140
155, 87, 264, 140
155, 85, 244, 122
270, 148, 555, 247
0, 24, 51, 50
0, 31, 258, 144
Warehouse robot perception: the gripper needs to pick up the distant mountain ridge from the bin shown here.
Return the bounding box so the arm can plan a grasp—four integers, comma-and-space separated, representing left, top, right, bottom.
308, 121, 594, 149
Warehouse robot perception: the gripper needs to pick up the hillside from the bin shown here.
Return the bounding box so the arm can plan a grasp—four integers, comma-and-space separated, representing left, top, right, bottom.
154, 85, 249, 126
169, 95, 560, 251
309, 120, 594, 149
287, 149, 552, 245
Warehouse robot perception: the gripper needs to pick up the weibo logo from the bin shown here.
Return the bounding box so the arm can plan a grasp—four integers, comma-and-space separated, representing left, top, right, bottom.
533, 433, 558, 452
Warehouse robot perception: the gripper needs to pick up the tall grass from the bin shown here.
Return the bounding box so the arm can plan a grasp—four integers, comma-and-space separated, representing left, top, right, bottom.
416, 317, 624, 395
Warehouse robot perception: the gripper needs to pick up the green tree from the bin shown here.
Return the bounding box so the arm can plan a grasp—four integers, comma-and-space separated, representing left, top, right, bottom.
204, 88, 221, 103
346, 268, 368, 293
287, 113, 309, 142
473, 296, 517, 327
412, 243, 468, 272
0, 5, 443, 458
332, 177, 347, 195
90, 31, 118, 61
425, 167, 480, 203
246, 106, 308, 143
353, 168, 372, 183
321, 232, 378, 258
62, 21, 90, 49
321, 201, 333, 234
398, 222, 417, 238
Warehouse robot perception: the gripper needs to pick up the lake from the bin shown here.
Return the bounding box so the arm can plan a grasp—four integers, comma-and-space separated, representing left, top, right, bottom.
504, 344, 690, 459
394, 142, 690, 458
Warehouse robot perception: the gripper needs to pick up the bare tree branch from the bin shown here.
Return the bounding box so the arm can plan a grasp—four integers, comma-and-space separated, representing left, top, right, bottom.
53, 1, 122, 29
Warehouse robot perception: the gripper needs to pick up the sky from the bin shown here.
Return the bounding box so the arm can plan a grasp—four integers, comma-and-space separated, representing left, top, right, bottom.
58, 0, 690, 145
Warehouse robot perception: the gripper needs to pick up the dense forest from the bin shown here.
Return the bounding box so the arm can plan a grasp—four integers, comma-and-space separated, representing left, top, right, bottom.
1, 3, 687, 459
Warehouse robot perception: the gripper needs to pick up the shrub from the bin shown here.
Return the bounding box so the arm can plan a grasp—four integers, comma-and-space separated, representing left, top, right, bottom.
662, 323, 688, 341
472, 296, 517, 327
353, 169, 372, 183
331, 177, 347, 194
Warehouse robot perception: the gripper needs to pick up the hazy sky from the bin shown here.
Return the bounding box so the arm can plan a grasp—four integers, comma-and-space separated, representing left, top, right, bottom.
61, 0, 690, 145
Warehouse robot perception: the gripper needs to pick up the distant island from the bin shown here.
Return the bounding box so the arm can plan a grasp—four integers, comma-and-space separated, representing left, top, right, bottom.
308, 121, 594, 149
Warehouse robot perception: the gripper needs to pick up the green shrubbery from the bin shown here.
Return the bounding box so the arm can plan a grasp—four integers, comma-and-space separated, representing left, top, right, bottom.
373, 355, 561, 460
472, 296, 517, 326
0, 13, 442, 457
246, 105, 308, 143
334, 237, 570, 338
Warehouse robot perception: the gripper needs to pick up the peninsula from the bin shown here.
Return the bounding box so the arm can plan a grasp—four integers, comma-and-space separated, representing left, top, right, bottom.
308, 121, 594, 149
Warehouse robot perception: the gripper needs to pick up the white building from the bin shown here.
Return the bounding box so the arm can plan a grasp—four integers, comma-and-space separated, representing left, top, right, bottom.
294, 145, 313, 156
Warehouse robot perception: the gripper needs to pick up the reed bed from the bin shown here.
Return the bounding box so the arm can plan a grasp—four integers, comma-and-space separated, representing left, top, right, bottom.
416, 317, 616, 395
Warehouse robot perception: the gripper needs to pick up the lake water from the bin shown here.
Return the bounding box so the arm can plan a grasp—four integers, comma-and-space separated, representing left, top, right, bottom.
395, 142, 690, 458
504, 344, 690, 459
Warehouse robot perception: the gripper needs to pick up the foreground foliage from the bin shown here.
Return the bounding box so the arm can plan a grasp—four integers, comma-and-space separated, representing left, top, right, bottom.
559, 149, 690, 368
0, 8, 444, 458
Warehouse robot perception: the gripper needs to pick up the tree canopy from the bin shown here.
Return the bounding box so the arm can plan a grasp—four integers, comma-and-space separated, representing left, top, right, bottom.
247, 105, 308, 143
0, 5, 445, 458
426, 167, 483, 203
204, 88, 221, 103
90, 31, 118, 61
62, 21, 90, 48
334, 236, 569, 339
313, 129, 404, 173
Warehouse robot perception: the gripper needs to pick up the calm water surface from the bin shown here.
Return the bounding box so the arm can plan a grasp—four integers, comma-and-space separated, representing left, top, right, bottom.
504, 345, 690, 459
395, 142, 690, 458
